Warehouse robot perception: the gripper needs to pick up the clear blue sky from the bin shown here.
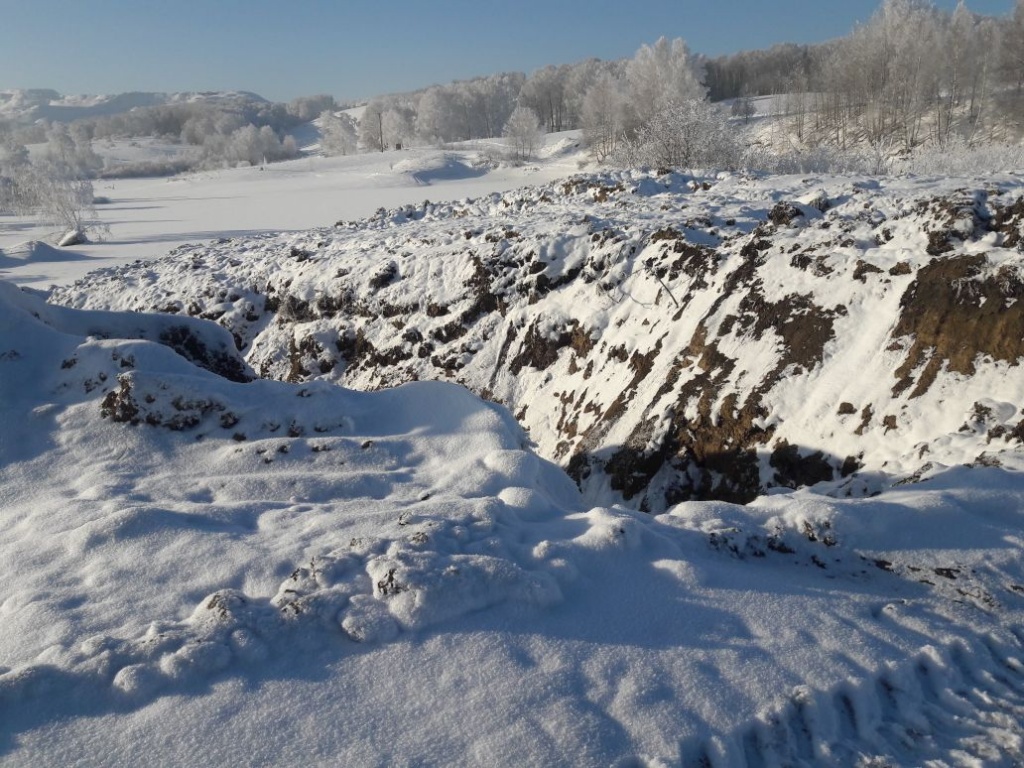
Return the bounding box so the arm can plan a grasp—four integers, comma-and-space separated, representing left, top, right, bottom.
0, 0, 1014, 102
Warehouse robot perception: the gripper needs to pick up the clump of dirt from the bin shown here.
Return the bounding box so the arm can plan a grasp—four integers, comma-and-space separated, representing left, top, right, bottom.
855, 405, 874, 435
646, 231, 718, 289
990, 196, 1024, 249
650, 227, 684, 242
579, 326, 766, 507
560, 178, 624, 202
724, 289, 837, 378
368, 261, 399, 290
914, 192, 986, 256
461, 255, 503, 323
100, 374, 225, 430
892, 254, 1024, 397
508, 321, 592, 375
853, 260, 884, 282
287, 335, 336, 382
315, 291, 354, 319
276, 295, 317, 323
158, 326, 252, 383
337, 329, 413, 373
768, 202, 805, 227
926, 231, 955, 256
100, 376, 140, 424
577, 263, 842, 507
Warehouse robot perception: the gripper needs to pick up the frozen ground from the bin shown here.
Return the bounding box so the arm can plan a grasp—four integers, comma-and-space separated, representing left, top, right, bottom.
2, 144, 1024, 766
2, 278, 1024, 766
0, 132, 585, 290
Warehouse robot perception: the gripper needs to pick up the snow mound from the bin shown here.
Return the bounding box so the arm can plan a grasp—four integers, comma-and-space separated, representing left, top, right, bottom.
537, 132, 584, 160
390, 151, 488, 184
0, 240, 90, 267
0, 280, 585, 731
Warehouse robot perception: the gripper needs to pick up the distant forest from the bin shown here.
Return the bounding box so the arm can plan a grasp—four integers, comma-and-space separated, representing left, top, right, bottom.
4, 0, 1024, 235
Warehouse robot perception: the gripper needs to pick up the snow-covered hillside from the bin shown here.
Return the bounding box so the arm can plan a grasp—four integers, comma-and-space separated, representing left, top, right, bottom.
0, 88, 267, 123
4, 257, 1024, 765
53, 169, 1024, 513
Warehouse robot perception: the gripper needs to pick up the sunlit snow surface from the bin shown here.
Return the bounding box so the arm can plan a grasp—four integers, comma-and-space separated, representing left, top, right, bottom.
0, 136, 581, 290
1, 146, 1024, 766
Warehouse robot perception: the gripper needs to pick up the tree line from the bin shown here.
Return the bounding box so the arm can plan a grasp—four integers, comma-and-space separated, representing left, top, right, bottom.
331, 0, 1024, 165
6, 0, 1024, 243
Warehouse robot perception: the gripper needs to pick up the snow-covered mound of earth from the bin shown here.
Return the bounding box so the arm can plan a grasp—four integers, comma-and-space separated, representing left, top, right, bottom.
53, 170, 1024, 512
5, 236, 1024, 763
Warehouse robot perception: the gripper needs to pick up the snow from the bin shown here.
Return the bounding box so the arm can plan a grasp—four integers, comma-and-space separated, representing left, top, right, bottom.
0, 134, 584, 290
2, 148, 1024, 765
0, 89, 267, 124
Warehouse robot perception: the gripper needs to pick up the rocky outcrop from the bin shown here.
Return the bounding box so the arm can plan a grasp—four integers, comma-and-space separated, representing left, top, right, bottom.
52, 171, 1024, 510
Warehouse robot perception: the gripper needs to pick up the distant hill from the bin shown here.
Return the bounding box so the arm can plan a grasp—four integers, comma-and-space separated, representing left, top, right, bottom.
0, 89, 269, 124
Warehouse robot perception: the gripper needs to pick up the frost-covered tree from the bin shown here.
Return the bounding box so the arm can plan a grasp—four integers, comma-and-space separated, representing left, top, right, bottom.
0, 138, 31, 215
581, 37, 719, 164
203, 124, 298, 167
581, 73, 628, 161
940, 1, 997, 142
731, 96, 756, 122
616, 100, 738, 169
359, 100, 387, 153
625, 37, 706, 131
320, 111, 358, 155
44, 123, 102, 179
359, 98, 417, 151
809, 0, 944, 150
415, 87, 462, 145
705, 43, 821, 101
458, 73, 524, 139
0, 137, 29, 175
4, 160, 101, 244
519, 66, 568, 133
0, 123, 105, 241
503, 106, 543, 162
382, 104, 415, 149
1001, 0, 1024, 92
288, 94, 337, 122
563, 58, 607, 130
31, 168, 98, 243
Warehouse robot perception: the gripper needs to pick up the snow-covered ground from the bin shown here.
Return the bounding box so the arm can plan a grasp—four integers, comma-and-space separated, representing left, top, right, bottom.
3, 143, 1024, 766
0, 134, 586, 290
3, 274, 1024, 766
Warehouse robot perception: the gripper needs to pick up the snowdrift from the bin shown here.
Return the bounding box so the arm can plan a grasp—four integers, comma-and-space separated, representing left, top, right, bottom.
5, 197, 1024, 763
0, 240, 91, 268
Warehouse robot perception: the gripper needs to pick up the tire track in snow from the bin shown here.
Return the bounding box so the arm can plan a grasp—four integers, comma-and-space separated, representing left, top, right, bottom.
675, 628, 1024, 767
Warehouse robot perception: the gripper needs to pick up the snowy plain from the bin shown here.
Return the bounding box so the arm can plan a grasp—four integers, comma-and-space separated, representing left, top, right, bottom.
2, 138, 1024, 766
0, 134, 583, 290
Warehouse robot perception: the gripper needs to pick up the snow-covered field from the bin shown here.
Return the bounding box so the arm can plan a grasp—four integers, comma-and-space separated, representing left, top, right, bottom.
3, 143, 1024, 766
0, 135, 584, 290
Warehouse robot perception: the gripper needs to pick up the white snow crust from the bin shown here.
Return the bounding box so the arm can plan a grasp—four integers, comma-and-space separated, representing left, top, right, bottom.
2, 157, 1024, 765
